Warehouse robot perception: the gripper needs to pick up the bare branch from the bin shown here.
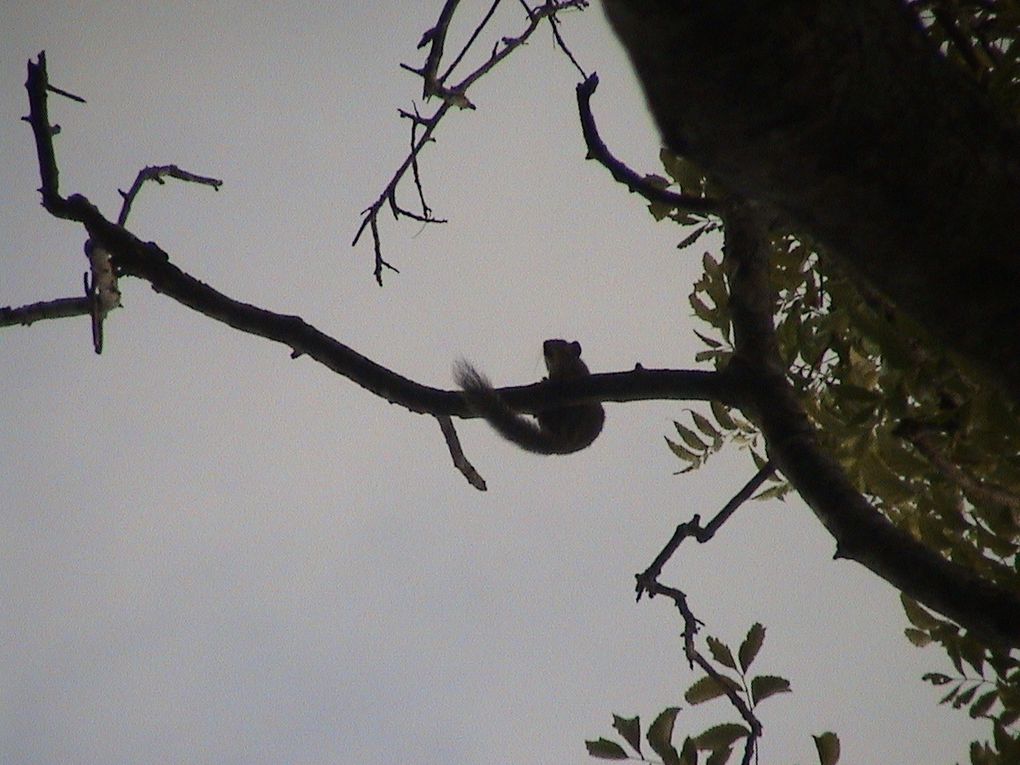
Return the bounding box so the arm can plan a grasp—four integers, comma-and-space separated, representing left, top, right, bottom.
576, 75, 719, 215
25, 52, 71, 217
415, 0, 462, 97
635, 460, 776, 599
543, 1, 587, 79
438, 0, 503, 87
355, 1, 589, 283
20, 55, 735, 432
352, 98, 451, 285
1, 296, 90, 327
46, 82, 86, 103
437, 415, 488, 491
117, 165, 222, 226
448, 1, 587, 94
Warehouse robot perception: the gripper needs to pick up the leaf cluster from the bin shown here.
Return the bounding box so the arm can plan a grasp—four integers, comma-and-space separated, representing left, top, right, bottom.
903, 593, 1020, 764
911, 0, 1020, 116
585, 624, 832, 765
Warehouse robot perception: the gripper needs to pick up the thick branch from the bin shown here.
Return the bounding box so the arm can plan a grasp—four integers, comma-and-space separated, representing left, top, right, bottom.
90, 192, 732, 416
722, 199, 1020, 648
19, 56, 735, 431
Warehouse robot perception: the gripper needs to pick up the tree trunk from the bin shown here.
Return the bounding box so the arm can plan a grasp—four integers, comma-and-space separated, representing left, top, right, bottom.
604, 0, 1020, 397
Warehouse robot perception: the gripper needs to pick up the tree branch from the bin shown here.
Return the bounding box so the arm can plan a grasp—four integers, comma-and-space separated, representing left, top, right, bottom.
721, 198, 1020, 648
19, 52, 738, 459
355, 0, 588, 283
1, 295, 90, 327
576, 74, 719, 215
636, 460, 776, 599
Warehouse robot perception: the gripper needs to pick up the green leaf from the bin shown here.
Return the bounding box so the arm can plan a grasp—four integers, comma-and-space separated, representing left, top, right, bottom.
649, 200, 675, 221
678, 223, 709, 251
709, 400, 738, 430
612, 715, 641, 756
694, 723, 748, 750
685, 675, 739, 705
585, 738, 628, 760
970, 690, 997, 719
900, 594, 942, 630
674, 421, 709, 451
660, 149, 706, 193
947, 640, 964, 675
706, 636, 736, 669
750, 675, 792, 705
679, 736, 699, 765
690, 409, 721, 440
695, 348, 732, 366
939, 683, 961, 706
702, 252, 723, 282
904, 627, 932, 647
693, 329, 722, 349
998, 706, 1020, 728
690, 293, 716, 323
648, 708, 682, 765
751, 484, 789, 502
705, 747, 733, 765
738, 623, 765, 672
665, 437, 700, 463
954, 685, 978, 709
960, 639, 987, 677
813, 732, 840, 765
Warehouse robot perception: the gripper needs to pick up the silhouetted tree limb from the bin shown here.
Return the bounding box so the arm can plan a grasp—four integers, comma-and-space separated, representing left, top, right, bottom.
18, 52, 734, 443
576, 74, 719, 215
23, 48, 1020, 641
721, 199, 1020, 648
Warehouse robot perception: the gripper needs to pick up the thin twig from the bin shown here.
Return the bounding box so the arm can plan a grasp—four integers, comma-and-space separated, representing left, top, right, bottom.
544, 3, 587, 79
118, 164, 222, 226
416, 0, 461, 97
46, 82, 86, 103
438, 415, 488, 490
448, 1, 586, 94
355, 1, 588, 284
636, 460, 775, 599
439, 0, 503, 84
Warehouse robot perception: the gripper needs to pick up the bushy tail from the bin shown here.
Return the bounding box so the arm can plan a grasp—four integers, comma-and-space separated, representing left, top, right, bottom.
454, 361, 562, 454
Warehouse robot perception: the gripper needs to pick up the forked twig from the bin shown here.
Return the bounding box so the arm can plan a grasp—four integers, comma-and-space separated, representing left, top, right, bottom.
354, 0, 589, 284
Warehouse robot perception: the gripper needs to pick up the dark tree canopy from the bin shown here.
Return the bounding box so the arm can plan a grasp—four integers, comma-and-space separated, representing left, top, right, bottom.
604, 0, 1020, 396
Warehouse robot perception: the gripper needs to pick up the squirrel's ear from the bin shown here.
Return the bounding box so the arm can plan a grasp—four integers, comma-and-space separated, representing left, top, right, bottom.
570, 341, 582, 355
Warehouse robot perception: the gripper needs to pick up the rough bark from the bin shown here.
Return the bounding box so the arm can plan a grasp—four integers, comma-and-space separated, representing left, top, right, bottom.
604, 0, 1020, 397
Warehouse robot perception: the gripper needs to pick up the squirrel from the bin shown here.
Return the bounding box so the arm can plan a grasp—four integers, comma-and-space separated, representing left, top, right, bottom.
454, 339, 604, 454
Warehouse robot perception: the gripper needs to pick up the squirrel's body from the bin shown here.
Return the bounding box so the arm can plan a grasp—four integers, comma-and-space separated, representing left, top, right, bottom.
455, 339, 604, 454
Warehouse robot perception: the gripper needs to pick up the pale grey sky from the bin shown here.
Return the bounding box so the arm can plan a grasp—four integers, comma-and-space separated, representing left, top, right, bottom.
2, 3, 983, 764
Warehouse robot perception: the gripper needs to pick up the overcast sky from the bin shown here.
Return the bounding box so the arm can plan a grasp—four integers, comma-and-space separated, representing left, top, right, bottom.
2, 3, 985, 764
